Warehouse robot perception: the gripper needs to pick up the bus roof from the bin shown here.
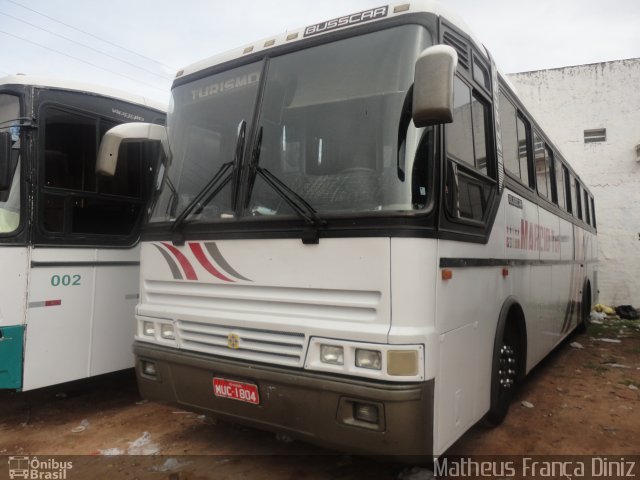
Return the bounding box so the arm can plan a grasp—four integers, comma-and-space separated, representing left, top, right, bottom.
175, 0, 485, 83
0, 74, 166, 112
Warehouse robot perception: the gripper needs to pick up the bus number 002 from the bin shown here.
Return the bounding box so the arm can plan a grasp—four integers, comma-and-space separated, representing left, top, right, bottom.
51, 274, 81, 287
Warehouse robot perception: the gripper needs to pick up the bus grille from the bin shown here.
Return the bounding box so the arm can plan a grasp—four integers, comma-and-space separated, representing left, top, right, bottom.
142, 279, 383, 367
177, 321, 306, 367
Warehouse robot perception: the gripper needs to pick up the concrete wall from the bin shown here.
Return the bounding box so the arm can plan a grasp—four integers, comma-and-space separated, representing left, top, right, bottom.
508, 59, 640, 305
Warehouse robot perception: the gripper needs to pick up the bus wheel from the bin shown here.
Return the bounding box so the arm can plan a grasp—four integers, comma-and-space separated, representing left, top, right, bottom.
485, 323, 519, 426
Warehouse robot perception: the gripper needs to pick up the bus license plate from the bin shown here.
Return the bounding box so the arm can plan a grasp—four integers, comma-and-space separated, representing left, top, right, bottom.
213, 377, 260, 405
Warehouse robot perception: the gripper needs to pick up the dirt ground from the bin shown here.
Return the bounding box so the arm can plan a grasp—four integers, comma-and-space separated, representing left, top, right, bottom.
0, 317, 638, 479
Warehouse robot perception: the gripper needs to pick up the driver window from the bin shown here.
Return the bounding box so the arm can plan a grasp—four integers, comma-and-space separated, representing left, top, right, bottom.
0, 94, 21, 234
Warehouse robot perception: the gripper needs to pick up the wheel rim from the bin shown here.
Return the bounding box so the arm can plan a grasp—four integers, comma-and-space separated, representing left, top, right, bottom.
498, 344, 516, 390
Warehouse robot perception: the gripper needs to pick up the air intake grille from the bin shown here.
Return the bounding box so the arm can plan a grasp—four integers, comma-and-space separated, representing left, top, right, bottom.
443, 31, 469, 70
178, 321, 306, 367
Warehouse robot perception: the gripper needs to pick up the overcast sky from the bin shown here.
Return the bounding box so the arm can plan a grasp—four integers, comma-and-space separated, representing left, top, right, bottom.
1, 0, 639, 105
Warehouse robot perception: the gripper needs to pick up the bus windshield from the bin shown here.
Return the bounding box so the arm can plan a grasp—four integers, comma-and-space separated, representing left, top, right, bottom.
151, 24, 432, 224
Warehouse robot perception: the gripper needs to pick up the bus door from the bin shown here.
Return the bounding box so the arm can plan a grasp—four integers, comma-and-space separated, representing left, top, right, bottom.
23, 250, 99, 390
21, 100, 149, 390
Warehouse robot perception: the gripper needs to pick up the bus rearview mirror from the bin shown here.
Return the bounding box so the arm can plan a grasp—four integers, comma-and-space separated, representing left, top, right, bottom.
0, 131, 12, 190
97, 123, 168, 176
412, 45, 458, 127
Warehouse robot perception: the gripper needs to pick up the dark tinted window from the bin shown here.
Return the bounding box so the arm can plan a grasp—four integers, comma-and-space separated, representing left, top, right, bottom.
499, 93, 520, 177
534, 133, 551, 200
448, 78, 475, 166
574, 180, 582, 219
473, 58, 490, 90
41, 107, 145, 239
446, 77, 494, 222
583, 190, 591, 225
555, 159, 566, 210
447, 77, 490, 176
516, 115, 530, 187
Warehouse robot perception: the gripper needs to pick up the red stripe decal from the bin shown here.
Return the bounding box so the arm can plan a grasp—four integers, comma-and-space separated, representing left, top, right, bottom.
189, 242, 234, 282
45, 300, 62, 307
161, 242, 198, 280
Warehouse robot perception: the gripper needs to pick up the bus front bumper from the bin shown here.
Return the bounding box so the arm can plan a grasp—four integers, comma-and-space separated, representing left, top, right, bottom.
134, 341, 434, 457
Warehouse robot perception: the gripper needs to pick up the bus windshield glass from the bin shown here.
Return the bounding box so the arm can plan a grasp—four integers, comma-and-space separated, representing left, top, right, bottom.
151, 25, 432, 224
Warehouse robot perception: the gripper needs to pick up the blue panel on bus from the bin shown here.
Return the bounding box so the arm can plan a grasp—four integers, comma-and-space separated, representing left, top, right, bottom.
0, 325, 23, 390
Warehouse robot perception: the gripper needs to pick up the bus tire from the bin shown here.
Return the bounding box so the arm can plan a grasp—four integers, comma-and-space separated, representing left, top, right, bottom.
485, 303, 523, 426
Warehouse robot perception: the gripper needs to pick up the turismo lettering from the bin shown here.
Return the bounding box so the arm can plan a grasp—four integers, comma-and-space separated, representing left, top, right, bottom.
191, 72, 260, 101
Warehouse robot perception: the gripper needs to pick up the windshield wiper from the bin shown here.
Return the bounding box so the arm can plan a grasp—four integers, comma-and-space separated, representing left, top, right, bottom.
170, 120, 247, 242
247, 126, 326, 244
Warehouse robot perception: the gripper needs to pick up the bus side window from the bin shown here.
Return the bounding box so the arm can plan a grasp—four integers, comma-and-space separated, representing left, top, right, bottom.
500, 94, 534, 191
498, 93, 520, 179
574, 180, 582, 220
516, 115, 531, 188
41, 107, 144, 239
591, 196, 597, 228
555, 157, 566, 210
583, 190, 591, 225
533, 132, 549, 199
566, 169, 574, 214
445, 76, 494, 222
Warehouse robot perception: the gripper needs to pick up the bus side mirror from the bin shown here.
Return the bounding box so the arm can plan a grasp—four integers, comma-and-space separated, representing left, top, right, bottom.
0, 131, 12, 190
97, 122, 168, 176
412, 45, 458, 127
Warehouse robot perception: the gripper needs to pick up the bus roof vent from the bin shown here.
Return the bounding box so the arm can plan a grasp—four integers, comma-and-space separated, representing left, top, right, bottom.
442, 31, 469, 70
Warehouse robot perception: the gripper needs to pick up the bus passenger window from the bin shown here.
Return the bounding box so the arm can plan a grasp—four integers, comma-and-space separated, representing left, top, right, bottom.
584, 190, 591, 225
574, 180, 582, 219
447, 78, 474, 167
499, 94, 520, 178
533, 133, 548, 198
555, 158, 566, 210
516, 115, 531, 187
446, 77, 494, 223
447, 78, 490, 176
471, 95, 488, 175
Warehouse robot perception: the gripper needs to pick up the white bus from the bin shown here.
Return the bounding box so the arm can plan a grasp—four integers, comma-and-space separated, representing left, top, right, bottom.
99, 2, 597, 457
0, 75, 164, 391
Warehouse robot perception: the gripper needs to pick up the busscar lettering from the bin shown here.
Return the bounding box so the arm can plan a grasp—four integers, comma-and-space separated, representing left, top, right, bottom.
191, 72, 260, 101
303, 6, 388, 37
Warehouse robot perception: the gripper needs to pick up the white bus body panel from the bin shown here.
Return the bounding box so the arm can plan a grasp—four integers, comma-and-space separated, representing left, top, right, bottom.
22, 247, 139, 391
138, 238, 393, 358
389, 238, 438, 379
0, 247, 29, 327
434, 198, 507, 453
432, 189, 593, 454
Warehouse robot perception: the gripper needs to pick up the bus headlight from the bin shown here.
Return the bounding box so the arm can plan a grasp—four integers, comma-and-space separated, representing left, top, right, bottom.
160, 324, 175, 340
355, 349, 382, 370
387, 350, 419, 376
320, 344, 344, 365
307, 338, 424, 381
143, 321, 155, 337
